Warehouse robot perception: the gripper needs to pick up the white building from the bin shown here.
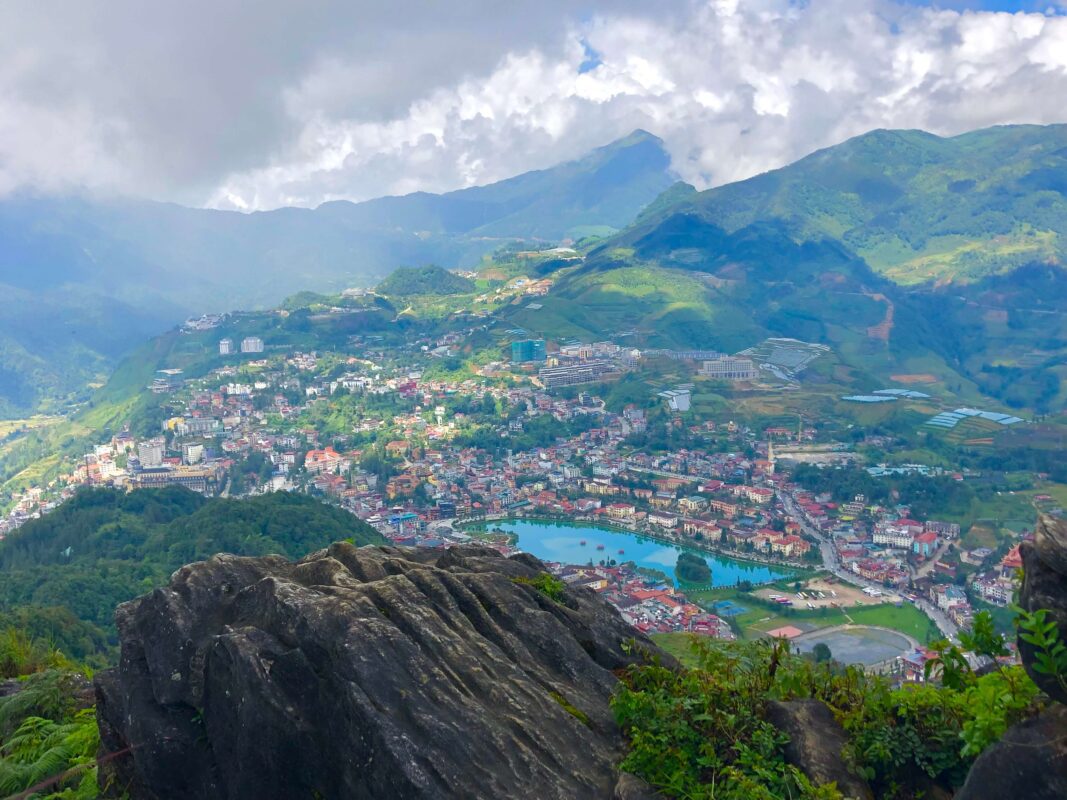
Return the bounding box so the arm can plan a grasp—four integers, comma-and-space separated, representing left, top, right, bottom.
182, 443, 204, 465
872, 526, 914, 549
219, 338, 234, 355
658, 388, 691, 413
137, 440, 165, 467
241, 337, 264, 354
699, 357, 758, 381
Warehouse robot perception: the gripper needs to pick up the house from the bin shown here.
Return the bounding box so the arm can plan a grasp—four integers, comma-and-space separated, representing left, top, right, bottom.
605, 503, 636, 520
912, 531, 938, 558
709, 499, 738, 518
647, 513, 679, 529
678, 496, 708, 514
385, 440, 410, 458
305, 446, 343, 475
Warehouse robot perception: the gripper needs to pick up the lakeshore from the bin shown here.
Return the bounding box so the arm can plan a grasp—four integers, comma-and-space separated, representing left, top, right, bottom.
464, 517, 798, 588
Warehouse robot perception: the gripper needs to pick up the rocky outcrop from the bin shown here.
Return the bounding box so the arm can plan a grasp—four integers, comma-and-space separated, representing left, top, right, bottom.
765, 699, 874, 800
957, 513, 1067, 800
95, 543, 663, 800
1018, 517, 1067, 704
955, 705, 1067, 800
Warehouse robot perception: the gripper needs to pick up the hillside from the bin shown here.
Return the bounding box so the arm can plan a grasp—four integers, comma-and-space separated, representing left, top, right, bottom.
0, 487, 384, 660
0, 132, 672, 417
501, 125, 1067, 411
647, 124, 1067, 285
377, 265, 476, 296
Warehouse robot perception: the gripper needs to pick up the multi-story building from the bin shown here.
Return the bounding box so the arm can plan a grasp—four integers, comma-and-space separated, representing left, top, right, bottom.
538, 361, 617, 388
872, 525, 914, 549
699, 356, 758, 381
511, 339, 546, 363
219, 338, 234, 355
137, 440, 165, 468
241, 336, 264, 354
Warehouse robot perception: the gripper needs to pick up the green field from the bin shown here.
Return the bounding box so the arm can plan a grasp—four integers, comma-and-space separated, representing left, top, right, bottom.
686, 585, 939, 643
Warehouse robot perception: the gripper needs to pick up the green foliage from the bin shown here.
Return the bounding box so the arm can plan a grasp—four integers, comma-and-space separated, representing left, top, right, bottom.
512, 573, 567, 604
0, 709, 99, 799
612, 638, 843, 799
675, 552, 712, 585
1017, 607, 1067, 697
0, 487, 385, 658
376, 265, 475, 296
549, 691, 590, 726
616, 611, 1046, 800
0, 629, 75, 680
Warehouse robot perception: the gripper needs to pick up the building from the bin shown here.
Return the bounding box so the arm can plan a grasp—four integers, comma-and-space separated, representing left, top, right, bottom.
699, 356, 758, 381
511, 339, 546, 363
218, 338, 234, 355
305, 446, 343, 475
137, 440, 164, 468
538, 361, 617, 388
872, 525, 914, 549
913, 531, 938, 558
182, 443, 204, 465
129, 465, 220, 493
241, 336, 264, 354
658, 388, 691, 413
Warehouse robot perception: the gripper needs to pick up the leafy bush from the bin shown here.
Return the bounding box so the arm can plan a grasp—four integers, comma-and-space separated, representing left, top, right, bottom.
613, 610, 1044, 800
513, 573, 568, 604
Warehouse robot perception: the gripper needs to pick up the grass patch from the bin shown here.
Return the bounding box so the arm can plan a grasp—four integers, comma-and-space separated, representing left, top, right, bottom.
847, 603, 940, 643
512, 572, 567, 603
549, 691, 590, 726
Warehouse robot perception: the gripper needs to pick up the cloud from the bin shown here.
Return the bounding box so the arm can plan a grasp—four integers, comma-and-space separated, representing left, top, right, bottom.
0, 0, 1065, 209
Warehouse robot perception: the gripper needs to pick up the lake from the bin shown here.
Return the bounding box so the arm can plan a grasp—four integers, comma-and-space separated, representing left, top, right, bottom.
485, 519, 793, 588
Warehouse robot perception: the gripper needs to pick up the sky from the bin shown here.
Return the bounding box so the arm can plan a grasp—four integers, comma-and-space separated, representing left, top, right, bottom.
0, 0, 1065, 210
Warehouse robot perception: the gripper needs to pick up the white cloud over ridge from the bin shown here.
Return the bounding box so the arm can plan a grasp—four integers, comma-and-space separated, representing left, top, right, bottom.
1, 0, 1065, 210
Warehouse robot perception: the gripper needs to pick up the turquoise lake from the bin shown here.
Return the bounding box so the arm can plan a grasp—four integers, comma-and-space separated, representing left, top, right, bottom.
487, 519, 792, 588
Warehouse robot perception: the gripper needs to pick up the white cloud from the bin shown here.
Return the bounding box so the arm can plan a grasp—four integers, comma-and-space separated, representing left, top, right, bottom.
0, 1, 1065, 209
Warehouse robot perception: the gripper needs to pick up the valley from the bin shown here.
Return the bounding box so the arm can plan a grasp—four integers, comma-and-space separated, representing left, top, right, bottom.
2, 122, 1067, 800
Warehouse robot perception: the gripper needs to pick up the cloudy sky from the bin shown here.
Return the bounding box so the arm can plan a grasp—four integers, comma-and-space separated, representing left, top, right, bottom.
1, 0, 1065, 210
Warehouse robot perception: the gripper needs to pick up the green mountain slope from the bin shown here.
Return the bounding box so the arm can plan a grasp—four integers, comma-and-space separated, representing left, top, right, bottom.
501, 124, 1067, 411
650, 124, 1067, 285
0, 132, 673, 415
0, 487, 384, 659
377, 265, 476, 296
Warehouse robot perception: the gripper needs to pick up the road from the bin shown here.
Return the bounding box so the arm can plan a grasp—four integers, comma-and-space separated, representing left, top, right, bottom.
777, 490, 959, 643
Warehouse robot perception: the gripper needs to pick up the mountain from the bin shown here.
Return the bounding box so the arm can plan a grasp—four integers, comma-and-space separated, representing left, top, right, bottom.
506, 124, 1067, 411
0, 130, 675, 415
646, 124, 1067, 285
376, 264, 476, 296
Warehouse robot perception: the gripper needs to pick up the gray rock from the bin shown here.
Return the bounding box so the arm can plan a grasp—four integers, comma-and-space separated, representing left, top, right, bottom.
765, 699, 874, 800
1035, 513, 1067, 578
96, 543, 663, 800
613, 772, 664, 799
1017, 538, 1067, 705
955, 704, 1067, 800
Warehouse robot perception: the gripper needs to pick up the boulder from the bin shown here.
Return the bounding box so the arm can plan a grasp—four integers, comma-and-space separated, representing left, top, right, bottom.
765, 699, 874, 800
1017, 532, 1067, 706
613, 772, 664, 800
955, 704, 1067, 800
95, 543, 664, 800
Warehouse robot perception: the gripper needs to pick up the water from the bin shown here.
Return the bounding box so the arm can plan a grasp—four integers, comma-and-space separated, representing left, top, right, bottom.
487, 519, 792, 588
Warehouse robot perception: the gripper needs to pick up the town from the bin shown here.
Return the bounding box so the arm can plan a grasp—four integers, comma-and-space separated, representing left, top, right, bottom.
0, 301, 1044, 681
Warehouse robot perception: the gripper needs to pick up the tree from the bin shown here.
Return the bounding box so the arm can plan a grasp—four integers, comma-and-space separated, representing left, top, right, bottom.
812, 642, 832, 663
675, 553, 712, 585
